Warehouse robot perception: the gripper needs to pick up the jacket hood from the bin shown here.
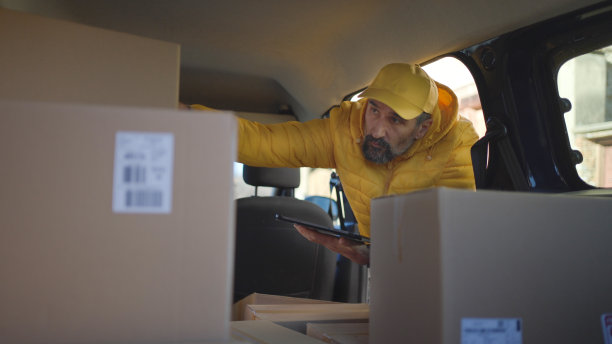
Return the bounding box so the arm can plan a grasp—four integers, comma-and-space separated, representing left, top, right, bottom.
411, 82, 459, 152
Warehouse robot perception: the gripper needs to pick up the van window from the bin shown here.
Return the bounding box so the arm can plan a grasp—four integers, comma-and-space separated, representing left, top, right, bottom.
422, 57, 486, 138
558, 45, 612, 187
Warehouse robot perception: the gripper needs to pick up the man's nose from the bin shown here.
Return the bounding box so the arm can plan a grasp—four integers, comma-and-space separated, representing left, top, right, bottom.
371, 121, 388, 139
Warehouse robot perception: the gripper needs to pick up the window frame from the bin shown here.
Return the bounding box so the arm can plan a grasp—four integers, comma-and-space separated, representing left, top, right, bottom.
454, 2, 612, 192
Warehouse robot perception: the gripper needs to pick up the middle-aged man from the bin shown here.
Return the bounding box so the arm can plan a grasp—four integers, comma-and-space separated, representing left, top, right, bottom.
236, 63, 479, 265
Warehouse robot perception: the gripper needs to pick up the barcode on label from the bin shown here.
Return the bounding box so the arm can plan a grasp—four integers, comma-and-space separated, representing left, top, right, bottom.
123, 165, 146, 183
125, 190, 163, 207
113, 131, 173, 214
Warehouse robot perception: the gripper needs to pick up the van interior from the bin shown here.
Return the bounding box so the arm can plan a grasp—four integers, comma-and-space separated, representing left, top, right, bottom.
1, 0, 611, 343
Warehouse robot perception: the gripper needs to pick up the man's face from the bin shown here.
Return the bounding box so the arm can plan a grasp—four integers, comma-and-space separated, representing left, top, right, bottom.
362, 99, 429, 164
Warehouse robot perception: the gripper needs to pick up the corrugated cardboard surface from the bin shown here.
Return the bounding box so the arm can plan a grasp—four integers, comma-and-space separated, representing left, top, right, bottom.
0, 101, 236, 343
232, 320, 325, 344
233, 293, 337, 321
246, 304, 369, 323
370, 187, 612, 344
0, 8, 179, 108
306, 323, 369, 344
245, 303, 369, 334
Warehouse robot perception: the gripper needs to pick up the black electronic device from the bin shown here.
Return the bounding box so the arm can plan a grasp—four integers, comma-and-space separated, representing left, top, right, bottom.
274, 213, 370, 244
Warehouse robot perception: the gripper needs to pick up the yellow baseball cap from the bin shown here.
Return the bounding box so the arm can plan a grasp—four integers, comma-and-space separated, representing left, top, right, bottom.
359, 63, 438, 120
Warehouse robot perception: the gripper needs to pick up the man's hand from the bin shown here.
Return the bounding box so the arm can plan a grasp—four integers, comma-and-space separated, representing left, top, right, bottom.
294, 224, 369, 266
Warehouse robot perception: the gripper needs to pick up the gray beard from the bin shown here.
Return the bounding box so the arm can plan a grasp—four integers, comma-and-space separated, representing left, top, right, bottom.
361, 135, 395, 164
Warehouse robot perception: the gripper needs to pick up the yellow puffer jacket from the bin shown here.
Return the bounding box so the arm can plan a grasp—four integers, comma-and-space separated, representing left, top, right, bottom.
238, 83, 478, 238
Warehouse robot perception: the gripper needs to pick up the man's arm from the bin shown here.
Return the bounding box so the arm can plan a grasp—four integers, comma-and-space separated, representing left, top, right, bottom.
294, 224, 370, 266
237, 117, 335, 169
182, 106, 336, 168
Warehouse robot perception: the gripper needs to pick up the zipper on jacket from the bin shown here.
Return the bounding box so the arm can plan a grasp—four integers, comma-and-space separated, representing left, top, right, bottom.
383, 163, 393, 195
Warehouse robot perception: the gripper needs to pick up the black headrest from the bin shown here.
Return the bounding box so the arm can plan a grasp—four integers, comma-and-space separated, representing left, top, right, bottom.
243, 165, 300, 188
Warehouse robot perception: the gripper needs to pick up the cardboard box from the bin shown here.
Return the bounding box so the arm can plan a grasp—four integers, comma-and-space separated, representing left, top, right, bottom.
306, 323, 369, 344
370, 187, 612, 344
244, 303, 369, 334
0, 101, 236, 343
233, 293, 337, 321
232, 320, 325, 344
0, 8, 179, 108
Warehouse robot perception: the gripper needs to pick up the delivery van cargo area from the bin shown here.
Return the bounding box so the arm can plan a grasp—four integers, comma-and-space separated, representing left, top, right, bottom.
1, 1, 611, 343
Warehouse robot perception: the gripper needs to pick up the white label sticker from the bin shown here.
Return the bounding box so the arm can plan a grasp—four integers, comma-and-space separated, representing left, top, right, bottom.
112, 131, 174, 214
603, 314, 612, 344
461, 318, 522, 344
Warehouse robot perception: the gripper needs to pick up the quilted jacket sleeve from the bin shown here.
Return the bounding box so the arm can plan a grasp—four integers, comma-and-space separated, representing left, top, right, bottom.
437, 118, 479, 190
237, 116, 336, 169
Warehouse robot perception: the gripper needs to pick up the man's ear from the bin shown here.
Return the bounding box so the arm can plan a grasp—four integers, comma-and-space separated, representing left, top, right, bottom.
415, 118, 433, 140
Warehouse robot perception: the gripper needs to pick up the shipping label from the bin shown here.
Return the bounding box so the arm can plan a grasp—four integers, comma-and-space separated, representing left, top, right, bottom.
461, 318, 522, 344
112, 131, 174, 214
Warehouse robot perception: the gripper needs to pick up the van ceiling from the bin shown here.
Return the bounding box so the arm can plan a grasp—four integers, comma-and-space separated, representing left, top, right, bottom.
0, 0, 601, 120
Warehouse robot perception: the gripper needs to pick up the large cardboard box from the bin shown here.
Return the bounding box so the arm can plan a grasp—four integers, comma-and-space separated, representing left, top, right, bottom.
0, 101, 236, 343
0, 8, 179, 108
370, 188, 612, 344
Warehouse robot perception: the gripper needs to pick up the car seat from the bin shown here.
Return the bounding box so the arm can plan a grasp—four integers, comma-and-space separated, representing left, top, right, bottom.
233, 165, 337, 302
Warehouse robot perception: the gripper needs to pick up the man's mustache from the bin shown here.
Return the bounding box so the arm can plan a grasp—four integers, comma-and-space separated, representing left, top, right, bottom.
364, 135, 390, 150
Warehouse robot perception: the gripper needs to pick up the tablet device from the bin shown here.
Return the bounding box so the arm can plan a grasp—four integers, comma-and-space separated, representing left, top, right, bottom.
274, 213, 371, 244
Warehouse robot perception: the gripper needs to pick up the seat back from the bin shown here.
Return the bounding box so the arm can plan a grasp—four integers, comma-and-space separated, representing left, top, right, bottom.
233, 165, 337, 302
